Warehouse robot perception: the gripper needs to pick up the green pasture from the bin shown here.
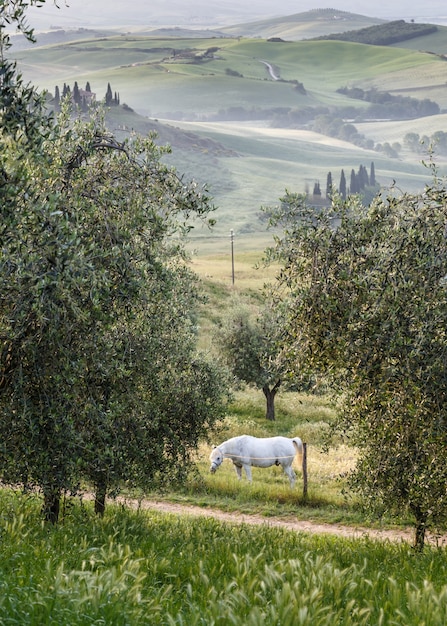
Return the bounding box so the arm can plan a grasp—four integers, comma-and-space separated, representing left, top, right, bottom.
357, 113, 447, 145
176, 254, 355, 518
190, 250, 279, 352
353, 60, 447, 109
390, 24, 447, 54
223, 39, 432, 83
16, 36, 447, 115
1, 372, 446, 623
186, 386, 355, 520
190, 249, 277, 285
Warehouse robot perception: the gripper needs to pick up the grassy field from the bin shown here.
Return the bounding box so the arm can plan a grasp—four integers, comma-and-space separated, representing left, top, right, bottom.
3, 358, 446, 624
0, 364, 446, 622
177, 253, 391, 530
164, 251, 358, 523
184, 386, 358, 522
17, 36, 447, 112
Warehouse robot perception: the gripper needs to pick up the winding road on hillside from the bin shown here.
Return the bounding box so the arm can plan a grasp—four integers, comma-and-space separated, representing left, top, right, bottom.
112, 496, 447, 548
259, 60, 280, 80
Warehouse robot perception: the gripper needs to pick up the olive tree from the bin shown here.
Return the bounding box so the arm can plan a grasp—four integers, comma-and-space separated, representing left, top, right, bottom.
0, 1, 228, 521
267, 182, 447, 549
215, 299, 284, 420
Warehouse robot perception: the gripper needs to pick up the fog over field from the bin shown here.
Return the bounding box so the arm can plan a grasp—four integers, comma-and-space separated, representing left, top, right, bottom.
27, 0, 447, 30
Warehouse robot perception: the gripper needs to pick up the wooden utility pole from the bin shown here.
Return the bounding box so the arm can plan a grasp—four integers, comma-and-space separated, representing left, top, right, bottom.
302, 442, 308, 499
230, 229, 235, 285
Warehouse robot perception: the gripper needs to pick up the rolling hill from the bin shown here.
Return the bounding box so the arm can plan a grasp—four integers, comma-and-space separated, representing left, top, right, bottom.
220, 8, 385, 40
12, 10, 447, 252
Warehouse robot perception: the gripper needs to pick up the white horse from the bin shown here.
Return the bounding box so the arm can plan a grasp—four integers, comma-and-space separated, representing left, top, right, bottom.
209, 435, 303, 487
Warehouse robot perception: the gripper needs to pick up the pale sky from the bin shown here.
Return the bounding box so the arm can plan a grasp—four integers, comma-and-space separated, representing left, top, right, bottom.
26, 0, 447, 30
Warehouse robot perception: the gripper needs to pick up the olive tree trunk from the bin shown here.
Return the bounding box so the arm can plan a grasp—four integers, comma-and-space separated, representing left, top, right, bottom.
94, 480, 108, 516
42, 486, 61, 524
262, 380, 281, 421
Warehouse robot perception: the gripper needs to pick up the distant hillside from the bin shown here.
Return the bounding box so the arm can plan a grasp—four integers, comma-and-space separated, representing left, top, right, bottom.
103, 106, 237, 158
14, 31, 447, 247
313, 19, 438, 45
10, 27, 117, 51
221, 9, 384, 41
101, 106, 240, 201
135, 27, 230, 38
12, 8, 385, 47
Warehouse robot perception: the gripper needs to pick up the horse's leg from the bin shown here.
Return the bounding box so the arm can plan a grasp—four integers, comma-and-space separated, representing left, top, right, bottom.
243, 464, 253, 483
283, 464, 296, 488
233, 463, 243, 480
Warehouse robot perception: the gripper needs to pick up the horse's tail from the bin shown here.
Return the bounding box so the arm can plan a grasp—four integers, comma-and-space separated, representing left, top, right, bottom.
292, 437, 303, 470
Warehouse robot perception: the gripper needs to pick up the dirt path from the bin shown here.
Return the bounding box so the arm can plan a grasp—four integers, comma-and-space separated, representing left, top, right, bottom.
114, 496, 447, 548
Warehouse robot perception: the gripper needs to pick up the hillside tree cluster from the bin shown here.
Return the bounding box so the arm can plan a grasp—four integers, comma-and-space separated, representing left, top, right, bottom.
337, 87, 440, 120
404, 130, 447, 156
314, 19, 438, 46
53, 81, 120, 112
308, 162, 377, 207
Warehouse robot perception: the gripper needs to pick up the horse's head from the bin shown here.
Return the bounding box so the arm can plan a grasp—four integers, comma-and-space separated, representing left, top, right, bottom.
209, 446, 224, 473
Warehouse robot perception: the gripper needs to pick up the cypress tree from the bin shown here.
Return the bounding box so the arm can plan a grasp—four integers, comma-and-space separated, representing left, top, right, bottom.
350, 169, 357, 194
370, 162, 376, 186
73, 81, 81, 105
326, 171, 333, 199
358, 164, 369, 188
54, 85, 60, 110
339, 169, 346, 199
105, 82, 113, 105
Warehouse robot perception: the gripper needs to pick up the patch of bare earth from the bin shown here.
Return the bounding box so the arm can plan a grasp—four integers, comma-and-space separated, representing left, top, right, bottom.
111, 496, 447, 548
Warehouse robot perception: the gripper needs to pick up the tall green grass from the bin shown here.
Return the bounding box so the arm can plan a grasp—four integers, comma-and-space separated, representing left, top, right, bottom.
1, 490, 447, 625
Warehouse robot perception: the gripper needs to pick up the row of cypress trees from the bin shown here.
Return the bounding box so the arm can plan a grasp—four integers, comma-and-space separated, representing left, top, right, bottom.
312, 162, 377, 200
53, 81, 119, 110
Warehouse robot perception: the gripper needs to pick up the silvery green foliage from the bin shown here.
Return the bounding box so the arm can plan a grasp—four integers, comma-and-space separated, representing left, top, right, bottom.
268, 179, 447, 548
0, 0, 227, 522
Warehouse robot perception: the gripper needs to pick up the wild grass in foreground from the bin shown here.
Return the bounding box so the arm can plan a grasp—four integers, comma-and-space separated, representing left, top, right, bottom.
1, 490, 447, 625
